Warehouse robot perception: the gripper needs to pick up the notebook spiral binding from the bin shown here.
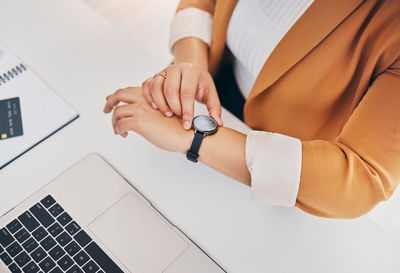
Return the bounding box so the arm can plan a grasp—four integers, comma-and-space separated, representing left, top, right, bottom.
0, 63, 27, 86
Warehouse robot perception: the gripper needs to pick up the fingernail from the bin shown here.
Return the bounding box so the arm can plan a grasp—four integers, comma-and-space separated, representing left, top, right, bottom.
165, 111, 173, 117
215, 115, 223, 125
151, 102, 158, 109
184, 121, 191, 130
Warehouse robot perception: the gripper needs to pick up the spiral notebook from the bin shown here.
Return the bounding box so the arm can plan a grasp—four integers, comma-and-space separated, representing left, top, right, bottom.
0, 43, 78, 169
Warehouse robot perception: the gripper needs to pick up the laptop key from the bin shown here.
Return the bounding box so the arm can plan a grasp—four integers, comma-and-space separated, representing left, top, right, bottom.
15, 228, 30, 243
73, 250, 89, 266
40, 236, 56, 251
22, 238, 39, 253
56, 232, 72, 247
7, 219, 23, 234
82, 260, 98, 273
18, 212, 40, 232
22, 261, 40, 273
0, 244, 3, 253
73, 230, 91, 248
49, 245, 65, 261
8, 262, 22, 273
64, 241, 80, 256
0, 251, 12, 265
31, 247, 47, 263
30, 203, 55, 228
39, 256, 56, 272
0, 228, 15, 247
15, 251, 31, 267
18, 211, 39, 232
56, 212, 72, 226
32, 227, 48, 242
65, 222, 80, 236
6, 241, 23, 257
57, 255, 74, 271
85, 242, 123, 273
48, 204, 64, 218
40, 195, 56, 209
66, 265, 83, 273
48, 223, 63, 238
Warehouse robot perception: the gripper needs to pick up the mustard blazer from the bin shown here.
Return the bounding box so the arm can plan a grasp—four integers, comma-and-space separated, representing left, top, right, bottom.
177, 0, 400, 218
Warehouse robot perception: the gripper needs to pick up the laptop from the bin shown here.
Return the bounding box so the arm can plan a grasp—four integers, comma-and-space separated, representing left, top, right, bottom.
0, 153, 226, 273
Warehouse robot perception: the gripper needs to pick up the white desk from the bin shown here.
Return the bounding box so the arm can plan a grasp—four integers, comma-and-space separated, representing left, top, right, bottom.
1, 1, 399, 272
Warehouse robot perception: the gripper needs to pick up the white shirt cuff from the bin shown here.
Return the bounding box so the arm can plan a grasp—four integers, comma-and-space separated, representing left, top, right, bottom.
246, 131, 302, 207
169, 8, 213, 51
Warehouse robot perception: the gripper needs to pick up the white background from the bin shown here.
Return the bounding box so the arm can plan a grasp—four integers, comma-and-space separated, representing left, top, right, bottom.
0, 1, 399, 272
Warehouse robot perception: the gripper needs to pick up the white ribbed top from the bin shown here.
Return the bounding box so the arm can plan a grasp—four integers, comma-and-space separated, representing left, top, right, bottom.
227, 0, 314, 98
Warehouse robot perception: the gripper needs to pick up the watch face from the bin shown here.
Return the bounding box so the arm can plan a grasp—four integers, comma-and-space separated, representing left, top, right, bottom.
192, 115, 218, 133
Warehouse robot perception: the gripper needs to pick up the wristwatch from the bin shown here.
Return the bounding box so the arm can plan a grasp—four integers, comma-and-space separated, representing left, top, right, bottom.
186, 115, 218, 163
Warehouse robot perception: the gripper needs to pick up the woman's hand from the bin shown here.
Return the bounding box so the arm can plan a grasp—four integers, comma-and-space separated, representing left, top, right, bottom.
142, 62, 223, 130
103, 86, 251, 185
103, 86, 192, 153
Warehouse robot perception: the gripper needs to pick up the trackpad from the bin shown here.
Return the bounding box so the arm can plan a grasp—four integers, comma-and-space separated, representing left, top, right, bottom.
89, 192, 188, 273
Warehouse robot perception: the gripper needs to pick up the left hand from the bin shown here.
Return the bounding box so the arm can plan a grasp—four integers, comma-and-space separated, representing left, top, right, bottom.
103, 87, 192, 153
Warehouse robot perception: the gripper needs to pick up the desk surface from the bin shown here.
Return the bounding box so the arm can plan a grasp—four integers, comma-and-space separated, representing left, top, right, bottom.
1, 1, 399, 272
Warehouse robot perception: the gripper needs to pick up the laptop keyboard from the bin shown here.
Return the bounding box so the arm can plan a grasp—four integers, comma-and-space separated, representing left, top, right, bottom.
0, 195, 124, 273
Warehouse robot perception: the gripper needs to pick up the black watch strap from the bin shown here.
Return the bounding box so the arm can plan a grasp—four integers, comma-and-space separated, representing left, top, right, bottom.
186, 131, 205, 163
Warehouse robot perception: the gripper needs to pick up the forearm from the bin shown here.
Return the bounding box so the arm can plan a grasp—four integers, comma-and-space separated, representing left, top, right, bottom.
180, 127, 251, 186
172, 37, 209, 69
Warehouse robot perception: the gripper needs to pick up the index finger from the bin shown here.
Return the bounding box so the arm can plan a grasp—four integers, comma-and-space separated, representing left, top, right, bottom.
180, 69, 199, 130
103, 88, 140, 113
202, 76, 223, 126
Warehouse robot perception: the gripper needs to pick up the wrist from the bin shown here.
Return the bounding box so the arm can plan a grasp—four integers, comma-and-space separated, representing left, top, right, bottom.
172, 37, 209, 70
179, 116, 220, 161
178, 129, 194, 154
173, 60, 207, 71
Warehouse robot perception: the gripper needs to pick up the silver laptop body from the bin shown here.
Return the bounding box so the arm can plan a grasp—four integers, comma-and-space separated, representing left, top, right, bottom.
0, 153, 225, 273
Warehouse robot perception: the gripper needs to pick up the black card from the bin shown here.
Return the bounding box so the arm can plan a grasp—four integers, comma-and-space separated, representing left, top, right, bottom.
0, 97, 23, 140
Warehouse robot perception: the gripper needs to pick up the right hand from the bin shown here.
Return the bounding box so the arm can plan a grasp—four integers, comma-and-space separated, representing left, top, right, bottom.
141, 62, 223, 130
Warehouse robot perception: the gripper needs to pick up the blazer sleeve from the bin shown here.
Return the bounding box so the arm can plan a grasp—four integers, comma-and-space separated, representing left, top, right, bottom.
296, 57, 400, 219
176, 0, 215, 14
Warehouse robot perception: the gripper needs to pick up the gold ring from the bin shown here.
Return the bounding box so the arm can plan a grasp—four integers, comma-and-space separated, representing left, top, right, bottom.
153, 71, 167, 80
